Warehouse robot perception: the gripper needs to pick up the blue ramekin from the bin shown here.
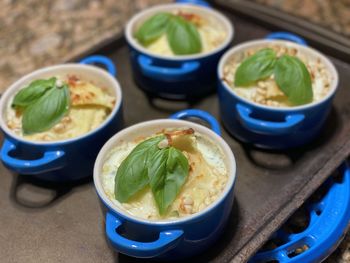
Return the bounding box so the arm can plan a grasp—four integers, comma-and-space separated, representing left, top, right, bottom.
93, 109, 236, 260
0, 56, 123, 181
125, 1, 234, 100
217, 32, 339, 149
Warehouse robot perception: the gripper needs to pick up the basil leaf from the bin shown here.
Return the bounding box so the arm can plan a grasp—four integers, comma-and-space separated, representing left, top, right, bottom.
275, 55, 313, 105
149, 147, 189, 215
135, 13, 172, 46
234, 48, 276, 86
115, 136, 165, 202
167, 16, 202, 55
12, 77, 56, 108
22, 84, 70, 134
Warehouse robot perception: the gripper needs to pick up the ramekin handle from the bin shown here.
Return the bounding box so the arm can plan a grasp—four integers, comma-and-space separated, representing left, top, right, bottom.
0, 139, 65, 174
175, 0, 211, 7
80, 55, 117, 77
106, 212, 184, 258
170, 109, 221, 135
236, 104, 304, 135
250, 161, 350, 263
137, 54, 200, 81
265, 32, 307, 46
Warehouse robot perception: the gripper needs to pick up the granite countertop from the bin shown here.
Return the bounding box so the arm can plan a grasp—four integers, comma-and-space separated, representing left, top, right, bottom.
253, 0, 350, 38
0, 0, 349, 262
0, 0, 170, 93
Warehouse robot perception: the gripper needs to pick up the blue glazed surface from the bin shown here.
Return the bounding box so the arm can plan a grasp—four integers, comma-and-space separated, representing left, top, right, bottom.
218, 32, 336, 149
235, 103, 305, 136
250, 161, 350, 263
169, 108, 222, 135
127, 1, 232, 100
106, 212, 184, 258
102, 188, 234, 259
137, 54, 200, 82
80, 55, 117, 77
101, 110, 235, 259
0, 56, 123, 181
130, 46, 230, 100
176, 0, 211, 8
218, 80, 334, 149
265, 32, 308, 46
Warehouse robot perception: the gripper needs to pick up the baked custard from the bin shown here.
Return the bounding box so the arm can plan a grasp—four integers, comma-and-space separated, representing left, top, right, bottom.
134, 10, 227, 56
101, 128, 228, 220
223, 44, 333, 107
6, 75, 115, 141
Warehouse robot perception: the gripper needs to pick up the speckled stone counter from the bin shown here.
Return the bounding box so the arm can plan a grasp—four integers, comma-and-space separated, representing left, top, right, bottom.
252, 0, 350, 38
0, 0, 170, 93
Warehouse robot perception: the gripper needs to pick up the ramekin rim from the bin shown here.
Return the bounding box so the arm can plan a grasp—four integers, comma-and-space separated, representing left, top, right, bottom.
217, 39, 339, 111
0, 63, 123, 145
93, 119, 236, 225
125, 3, 234, 61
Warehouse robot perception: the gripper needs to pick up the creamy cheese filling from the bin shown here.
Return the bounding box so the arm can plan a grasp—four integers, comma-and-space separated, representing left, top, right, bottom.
101, 129, 228, 221
137, 10, 227, 56
223, 45, 333, 107
6, 75, 115, 141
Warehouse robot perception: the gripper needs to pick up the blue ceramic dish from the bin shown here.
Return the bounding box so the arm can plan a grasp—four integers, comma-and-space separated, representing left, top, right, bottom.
93, 109, 236, 260
0, 55, 123, 181
125, 1, 233, 100
250, 161, 350, 263
218, 32, 339, 149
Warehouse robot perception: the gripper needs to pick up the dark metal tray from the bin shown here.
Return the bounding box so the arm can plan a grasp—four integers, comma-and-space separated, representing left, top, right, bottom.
1, 6, 350, 263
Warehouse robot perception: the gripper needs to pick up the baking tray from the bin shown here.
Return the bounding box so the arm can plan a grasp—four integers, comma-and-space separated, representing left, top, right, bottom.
1, 6, 350, 263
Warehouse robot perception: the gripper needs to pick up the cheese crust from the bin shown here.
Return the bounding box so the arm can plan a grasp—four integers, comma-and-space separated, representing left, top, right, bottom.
6, 75, 115, 141
223, 44, 333, 107
137, 10, 227, 56
101, 129, 228, 221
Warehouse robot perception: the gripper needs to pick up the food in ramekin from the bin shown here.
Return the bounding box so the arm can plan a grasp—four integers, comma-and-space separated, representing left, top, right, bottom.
6, 75, 115, 141
101, 128, 227, 220
134, 9, 227, 56
222, 44, 333, 107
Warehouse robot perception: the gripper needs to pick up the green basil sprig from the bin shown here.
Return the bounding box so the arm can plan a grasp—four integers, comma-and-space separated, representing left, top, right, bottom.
167, 16, 202, 55
135, 12, 202, 55
234, 48, 313, 105
12, 78, 71, 135
234, 49, 276, 86
274, 55, 313, 105
22, 84, 70, 134
114, 135, 190, 215
149, 147, 189, 215
12, 77, 57, 108
115, 135, 165, 202
135, 13, 172, 46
